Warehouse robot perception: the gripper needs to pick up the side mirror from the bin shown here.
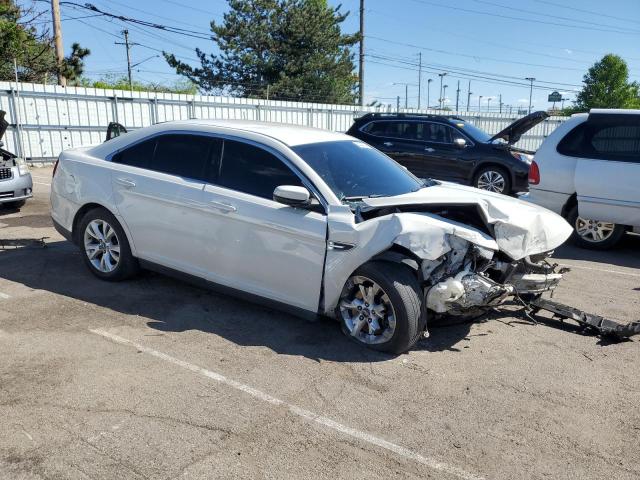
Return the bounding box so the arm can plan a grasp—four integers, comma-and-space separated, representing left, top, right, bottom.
273, 185, 311, 207
453, 138, 467, 149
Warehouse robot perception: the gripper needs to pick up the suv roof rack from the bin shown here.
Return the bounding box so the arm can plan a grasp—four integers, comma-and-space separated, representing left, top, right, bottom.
355, 112, 465, 122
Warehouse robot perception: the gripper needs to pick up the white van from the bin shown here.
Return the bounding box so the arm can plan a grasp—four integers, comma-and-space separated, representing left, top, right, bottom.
524, 109, 640, 249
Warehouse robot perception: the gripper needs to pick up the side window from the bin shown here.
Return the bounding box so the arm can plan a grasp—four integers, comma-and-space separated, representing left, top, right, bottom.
218, 140, 303, 199
590, 124, 640, 161
557, 123, 587, 157
422, 123, 452, 143
152, 134, 218, 180
112, 138, 156, 169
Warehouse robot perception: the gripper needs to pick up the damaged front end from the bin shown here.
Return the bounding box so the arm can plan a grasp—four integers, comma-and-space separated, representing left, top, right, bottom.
419, 233, 562, 318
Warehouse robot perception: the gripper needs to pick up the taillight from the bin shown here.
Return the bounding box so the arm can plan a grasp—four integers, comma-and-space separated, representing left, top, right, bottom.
528, 160, 540, 185
52, 159, 59, 178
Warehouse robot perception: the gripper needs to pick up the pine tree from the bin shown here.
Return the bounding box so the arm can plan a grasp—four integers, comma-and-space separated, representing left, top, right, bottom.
164, 0, 359, 104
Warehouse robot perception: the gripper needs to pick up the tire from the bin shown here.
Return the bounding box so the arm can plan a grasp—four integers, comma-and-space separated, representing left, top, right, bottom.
567, 205, 625, 250
337, 261, 424, 354
473, 166, 512, 195
77, 207, 139, 281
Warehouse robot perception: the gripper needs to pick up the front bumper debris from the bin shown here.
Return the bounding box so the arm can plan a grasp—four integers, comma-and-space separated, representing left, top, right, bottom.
526, 298, 640, 340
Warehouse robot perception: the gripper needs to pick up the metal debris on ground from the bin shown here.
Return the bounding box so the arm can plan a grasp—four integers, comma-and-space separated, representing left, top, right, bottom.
0, 237, 48, 249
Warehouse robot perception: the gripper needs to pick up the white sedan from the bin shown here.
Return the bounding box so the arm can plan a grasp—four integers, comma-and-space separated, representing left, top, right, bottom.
50, 120, 572, 353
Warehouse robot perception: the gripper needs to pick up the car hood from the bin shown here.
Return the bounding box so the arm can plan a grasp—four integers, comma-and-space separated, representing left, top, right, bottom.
488, 110, 549, 145
359, 182, 573, 260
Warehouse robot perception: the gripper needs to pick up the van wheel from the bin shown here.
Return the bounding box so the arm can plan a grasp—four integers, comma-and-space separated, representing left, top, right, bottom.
474, 166, 511, 195
337, 261, 424, 354
567, 205, 625, 250
78, 207, 139, 281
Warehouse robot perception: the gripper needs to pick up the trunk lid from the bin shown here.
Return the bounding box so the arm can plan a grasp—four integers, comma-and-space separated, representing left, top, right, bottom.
488, 110, 549, 145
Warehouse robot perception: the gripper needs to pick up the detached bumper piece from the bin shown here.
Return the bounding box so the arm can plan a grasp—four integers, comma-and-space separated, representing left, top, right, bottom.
528, 298, 640, 340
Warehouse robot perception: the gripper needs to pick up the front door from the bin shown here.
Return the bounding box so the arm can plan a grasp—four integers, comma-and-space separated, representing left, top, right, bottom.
197, 139, 327, 312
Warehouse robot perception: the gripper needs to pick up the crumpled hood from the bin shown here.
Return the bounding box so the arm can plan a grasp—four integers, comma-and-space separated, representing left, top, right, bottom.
360, 182, 573, 260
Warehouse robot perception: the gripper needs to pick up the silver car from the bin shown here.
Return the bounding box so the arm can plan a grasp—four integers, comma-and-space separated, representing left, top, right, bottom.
0, 111, 33, 209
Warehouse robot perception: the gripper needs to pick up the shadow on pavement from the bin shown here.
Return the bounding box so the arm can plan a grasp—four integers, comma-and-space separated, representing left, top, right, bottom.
1, 241, 477, 362
555, 233, 640, 270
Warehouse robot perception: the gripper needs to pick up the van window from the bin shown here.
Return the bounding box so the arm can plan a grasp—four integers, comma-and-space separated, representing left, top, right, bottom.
558, 117, 640, 162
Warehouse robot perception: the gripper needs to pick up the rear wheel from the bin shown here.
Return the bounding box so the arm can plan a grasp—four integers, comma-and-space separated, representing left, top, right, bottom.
337, 262, 424, 354
78, 207, 139, 281
473, 166, 511, 195
567, 205, 625, 250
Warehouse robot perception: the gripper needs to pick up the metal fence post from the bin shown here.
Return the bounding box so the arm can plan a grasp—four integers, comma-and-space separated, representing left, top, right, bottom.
8, 89, 24, 158
112, 95, 119, 123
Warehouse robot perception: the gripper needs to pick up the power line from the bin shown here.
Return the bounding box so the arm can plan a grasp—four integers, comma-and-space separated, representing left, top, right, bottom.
533, 0, 640, 26
406, 0, 640, 35
468, 0, 640, 34
367, 35, 587, 72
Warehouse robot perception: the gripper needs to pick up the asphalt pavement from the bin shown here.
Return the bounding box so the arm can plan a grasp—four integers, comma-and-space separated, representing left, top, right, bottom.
1, 167, 639, 480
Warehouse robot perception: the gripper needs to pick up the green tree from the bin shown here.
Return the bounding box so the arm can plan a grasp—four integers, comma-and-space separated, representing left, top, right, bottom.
164, 0, 359, 104
575, 54, 640, 110
1, 0, 90, 83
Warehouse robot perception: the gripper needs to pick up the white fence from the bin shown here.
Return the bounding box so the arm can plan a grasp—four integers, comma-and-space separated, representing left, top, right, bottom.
0, 82, 567, 163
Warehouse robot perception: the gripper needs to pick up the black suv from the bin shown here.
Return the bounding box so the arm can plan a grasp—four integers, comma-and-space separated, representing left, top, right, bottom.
346, 111, 548, 195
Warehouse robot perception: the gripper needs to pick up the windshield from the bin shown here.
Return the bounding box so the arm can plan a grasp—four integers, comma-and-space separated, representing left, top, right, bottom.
292, 140, 424, 201
449, 120, 492, 143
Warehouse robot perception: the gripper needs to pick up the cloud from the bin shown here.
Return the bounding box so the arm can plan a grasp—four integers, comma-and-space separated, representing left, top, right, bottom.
564, 49, 573, 55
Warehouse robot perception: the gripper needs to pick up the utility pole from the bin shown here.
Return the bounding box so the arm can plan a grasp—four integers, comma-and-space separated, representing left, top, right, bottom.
438, 72, 447, 109
358, 0, 365, 106
427, 79, 432, 110
499, 94, 503, 113
525, 77, 535, 114
466, 80, 471, 112
51, 0, 66, 86
116, 30, 134, 91
442, 84, 448, 108
455, 80, 460, 112
396, 95, 400, 113
417, 52, 422, 110
478, 95, 483, 112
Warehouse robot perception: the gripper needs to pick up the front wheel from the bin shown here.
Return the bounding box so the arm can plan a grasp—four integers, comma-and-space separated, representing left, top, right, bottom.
473, 166, 511, 195
567, 205, 625, 250
337, 261, 424, 354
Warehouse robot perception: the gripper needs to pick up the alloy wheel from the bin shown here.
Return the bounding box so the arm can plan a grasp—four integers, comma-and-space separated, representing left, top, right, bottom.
477, 170, 506, 193
339, 276, 397, 345
575, 216, 616, 243
83, 219, 121, 273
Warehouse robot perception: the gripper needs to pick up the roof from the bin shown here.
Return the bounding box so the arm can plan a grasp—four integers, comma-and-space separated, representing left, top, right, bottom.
168, 119, 352, 147
354, 112, 465, 123
589, 108, 640, 115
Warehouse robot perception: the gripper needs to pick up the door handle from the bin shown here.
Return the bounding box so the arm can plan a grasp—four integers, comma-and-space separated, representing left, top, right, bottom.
209, 200, 237, 213
383, 141, 394, 147
424, 147, 435, 153
115, 177, 136, 188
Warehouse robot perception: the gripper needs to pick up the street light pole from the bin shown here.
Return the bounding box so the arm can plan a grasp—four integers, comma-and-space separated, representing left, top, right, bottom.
417, 52, 422, 110
438, 72, 447, 109
525, 77, 536, 114
455, 80, 460, 112
487, 97, 491, 111
478, 95, 483, 112
427, 79, 432, 109
442, 85, 448, 108
466, 80, 472, 112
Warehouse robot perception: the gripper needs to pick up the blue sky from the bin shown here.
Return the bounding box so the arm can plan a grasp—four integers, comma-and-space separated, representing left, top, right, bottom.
25, 0, 640, 111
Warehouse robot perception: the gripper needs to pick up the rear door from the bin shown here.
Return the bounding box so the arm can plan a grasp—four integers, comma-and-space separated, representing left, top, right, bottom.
571, 115, 640, 226
110, 133, 217, 275
419, 121, 464, 181
359, 120, 437, 178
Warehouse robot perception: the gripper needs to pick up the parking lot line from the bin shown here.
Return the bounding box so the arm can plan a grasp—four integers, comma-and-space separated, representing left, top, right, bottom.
33, 181, 51, 186
561, 263, 640, 278
90, 328, 485, 480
